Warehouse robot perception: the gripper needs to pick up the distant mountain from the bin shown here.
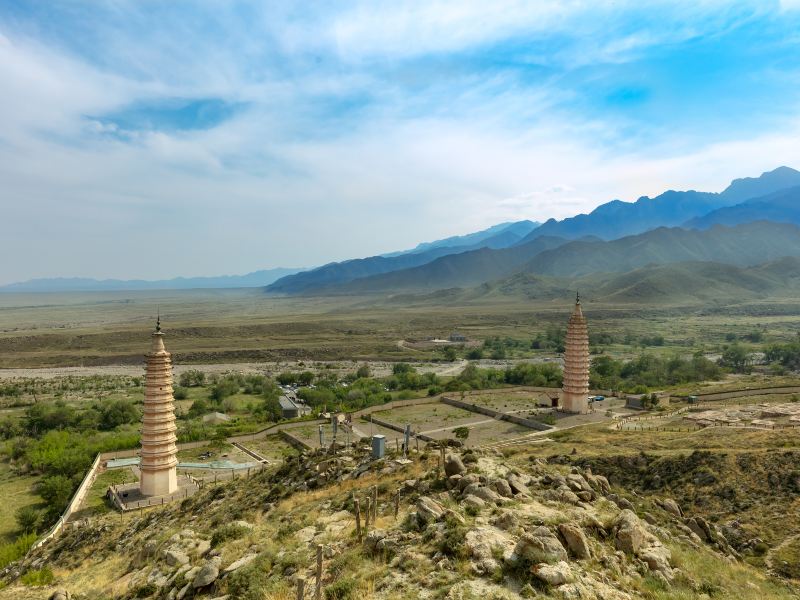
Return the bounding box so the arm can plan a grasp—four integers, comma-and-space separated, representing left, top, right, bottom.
517, 166, 800, 243
325, 221, 800, 295
303, 235, 571, 295
684, 185, 800, 230
381, 257, 800, 307
385, 220, 539, 256
266, 220, 540, 294
522, 221, 800, 278
0, 268, 303, 292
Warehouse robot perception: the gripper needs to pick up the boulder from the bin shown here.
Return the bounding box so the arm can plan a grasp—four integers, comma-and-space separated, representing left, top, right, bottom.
639, 545, 673, 578
445, 455, 467, 477
192, 561, 220, 588
462, 495, 486, 511
659, 498, 682, 517
531, 560, 571, 586
507, 474, 531, 496
511, 527, 568, 565
165, 549, 190, 567
464, 527, 515, 574
417, 496, 446, 525
223, 553, 257, 574
492, 479, 513, 498
48, 591, 71, 600
614, 510, 650, 555
558, 523, 591, 559
471, 486, 503, 504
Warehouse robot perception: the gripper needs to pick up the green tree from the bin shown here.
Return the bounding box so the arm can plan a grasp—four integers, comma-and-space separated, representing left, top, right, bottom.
15, 506, 41, 533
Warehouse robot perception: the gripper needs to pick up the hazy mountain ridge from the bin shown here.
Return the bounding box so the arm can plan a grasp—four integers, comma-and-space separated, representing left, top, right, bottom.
517, 166, 800, 243
266, 220, 541, 294
0, 268, 303, 293
308, 235, 572, 294
684, 185, 800, 230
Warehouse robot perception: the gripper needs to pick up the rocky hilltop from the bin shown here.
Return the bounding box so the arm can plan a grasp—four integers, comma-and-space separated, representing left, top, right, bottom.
2, 445, 797, 600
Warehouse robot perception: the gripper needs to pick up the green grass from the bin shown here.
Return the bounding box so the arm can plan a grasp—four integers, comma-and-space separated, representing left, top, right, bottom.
0, 463, 42, 544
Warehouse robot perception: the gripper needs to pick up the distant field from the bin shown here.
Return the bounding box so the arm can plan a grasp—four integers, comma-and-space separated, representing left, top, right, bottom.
2, 289, 800, 368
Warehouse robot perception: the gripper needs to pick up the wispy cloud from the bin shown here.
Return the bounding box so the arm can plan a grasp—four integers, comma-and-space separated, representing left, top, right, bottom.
0, 1, 799, 283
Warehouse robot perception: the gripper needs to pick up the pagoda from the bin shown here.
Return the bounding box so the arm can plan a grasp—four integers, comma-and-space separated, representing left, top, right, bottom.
139, 317, 179, 496
561, 293, 590, 414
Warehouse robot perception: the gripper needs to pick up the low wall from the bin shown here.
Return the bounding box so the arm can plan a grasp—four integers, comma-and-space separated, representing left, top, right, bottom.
31, 452, 102, 550
691, 385, 800, 402
360, 414, 437, 442
279, 429, 312, 451
441, 396, 553, 432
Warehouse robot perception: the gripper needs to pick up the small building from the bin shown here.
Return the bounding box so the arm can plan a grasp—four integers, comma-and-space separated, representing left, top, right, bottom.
279, 395, 311, 419
449, 332, 467, 342
201, 412, 230, 425
625, 391, 671, 410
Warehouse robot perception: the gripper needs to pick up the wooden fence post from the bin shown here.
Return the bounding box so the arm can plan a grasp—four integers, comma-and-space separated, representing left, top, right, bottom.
354, 499, 362, 543
364, 497, 371, 532
315, 544, 323, 600
296, 576, 306, 600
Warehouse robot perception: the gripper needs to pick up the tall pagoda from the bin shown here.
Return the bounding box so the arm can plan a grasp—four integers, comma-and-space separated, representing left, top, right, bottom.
561, 293, 590, 414
139, 318, 179, 496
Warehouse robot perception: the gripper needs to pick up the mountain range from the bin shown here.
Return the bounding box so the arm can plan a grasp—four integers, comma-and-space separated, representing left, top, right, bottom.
0, 268, 302, 293
6, 166, 800, 297
264, 166, 800, 296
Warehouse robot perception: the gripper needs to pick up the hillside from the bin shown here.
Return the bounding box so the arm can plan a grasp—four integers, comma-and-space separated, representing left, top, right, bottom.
517, 166, 800, 243
387, 220, 539, 256
2, 444, 796, 600
684, 185, 800, 230
267, 221, 540, 295
311, 235, 570, 294
318, 221, 800, 297
522, 221, 800, 278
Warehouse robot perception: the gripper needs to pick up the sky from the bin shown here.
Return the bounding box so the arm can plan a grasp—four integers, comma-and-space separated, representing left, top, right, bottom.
2, 1, 800, 283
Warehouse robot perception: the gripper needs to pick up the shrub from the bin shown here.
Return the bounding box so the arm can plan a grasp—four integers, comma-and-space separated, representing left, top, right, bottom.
325, 577, 358, 600
173, 386, 188, 400
0, 533, 37, 569
20, 567, 54, 586
210, 522, 250, 547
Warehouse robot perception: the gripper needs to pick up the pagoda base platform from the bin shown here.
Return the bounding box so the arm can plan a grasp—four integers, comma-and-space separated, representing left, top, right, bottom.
108, 475, 199, 511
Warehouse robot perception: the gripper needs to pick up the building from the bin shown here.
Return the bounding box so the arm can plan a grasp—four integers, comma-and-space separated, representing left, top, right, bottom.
139, 318, 179, 496
202, 411, 231, 424
279, 395, 310, 419
449, 332, 467, 342
560, 293, 590, 414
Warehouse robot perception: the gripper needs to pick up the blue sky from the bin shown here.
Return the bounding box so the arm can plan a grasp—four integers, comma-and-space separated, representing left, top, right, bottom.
1, 0, 800, 282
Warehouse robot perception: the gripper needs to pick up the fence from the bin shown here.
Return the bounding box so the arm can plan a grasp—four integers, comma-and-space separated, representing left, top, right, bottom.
441, 396, 554, 431
31, 452, 102, 550
360, 414, 437, 443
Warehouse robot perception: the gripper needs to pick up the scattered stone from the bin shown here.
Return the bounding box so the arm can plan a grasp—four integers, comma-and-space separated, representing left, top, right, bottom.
165, 549, 190, 567
192, 560, 220, 588
462, 495, 486, 511
510, 526, 568, 565
493, 479, 513, 498
659, 498, 683, 517
531, 560, 571, 585
417, 496, 446, 525
614, 510, 650, 554
223, 553, 257, 574
507, 474, 531, 496
445, 454, 467, 477
558, 523, 591, 559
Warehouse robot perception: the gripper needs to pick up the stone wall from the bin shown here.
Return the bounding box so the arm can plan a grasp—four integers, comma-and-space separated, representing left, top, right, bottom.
440, 396, 553, 432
